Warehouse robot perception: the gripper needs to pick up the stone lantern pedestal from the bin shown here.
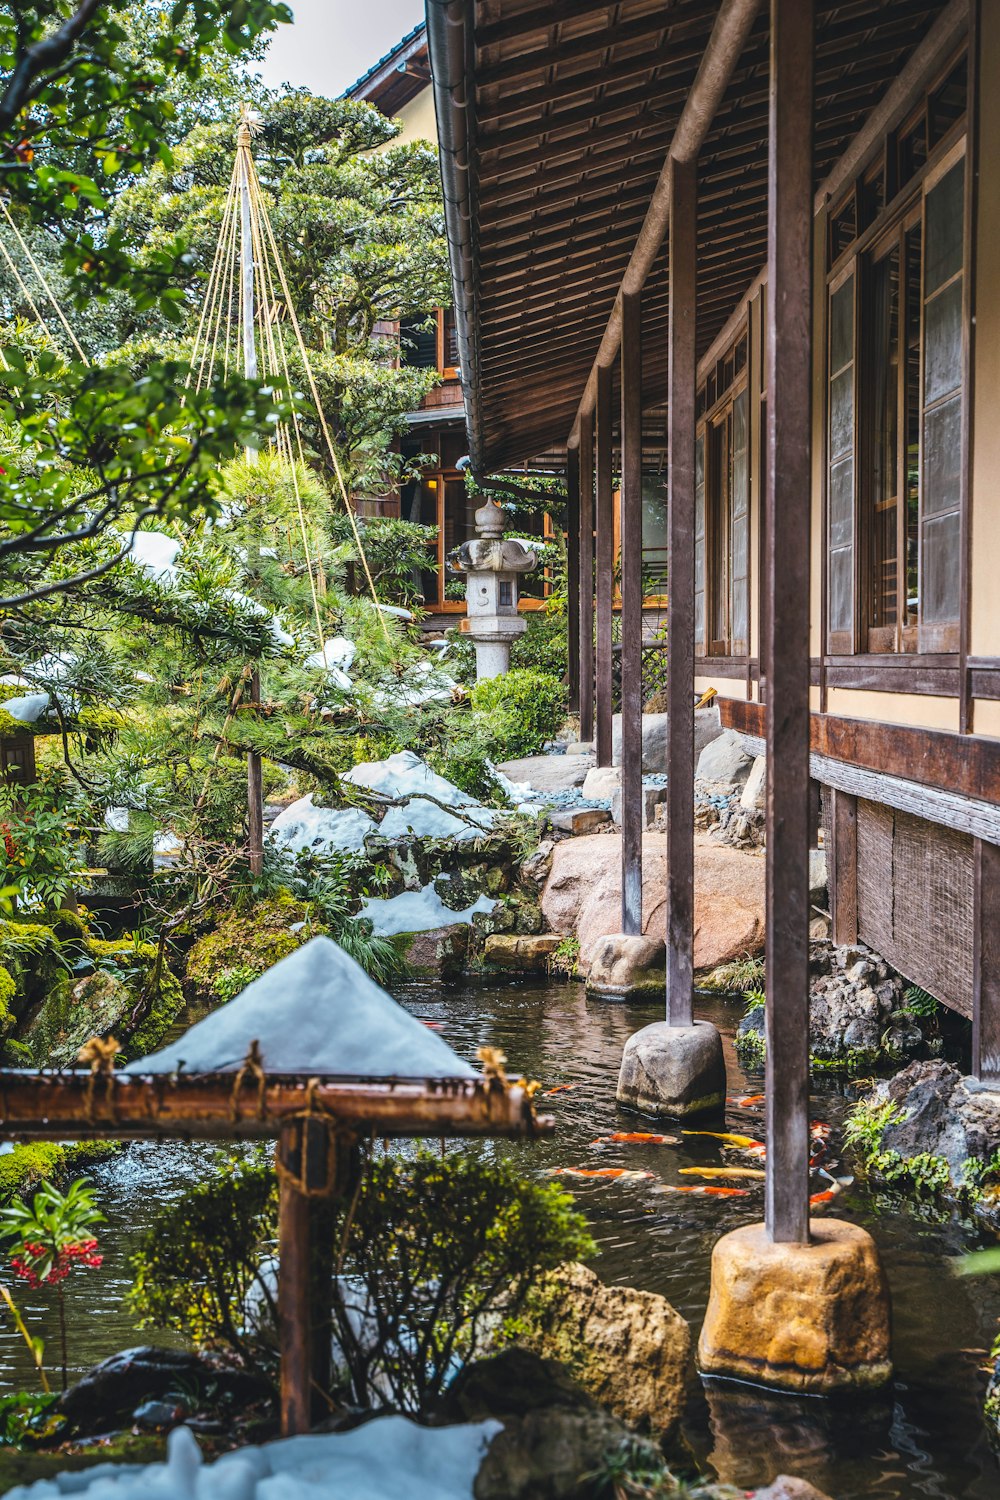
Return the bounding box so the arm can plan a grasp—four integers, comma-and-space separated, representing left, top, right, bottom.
451, 498, 538, 681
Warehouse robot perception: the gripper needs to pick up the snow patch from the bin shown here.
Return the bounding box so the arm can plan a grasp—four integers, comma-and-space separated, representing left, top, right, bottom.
5, 1417, 500, 1500
361, 880, 495, 937
345, 750, 474, 808
1, 693, 50, 723
127, 530, 182, 583
377, 799, 495, 842
268, 795, 377, 856
126, 935, 477, 1078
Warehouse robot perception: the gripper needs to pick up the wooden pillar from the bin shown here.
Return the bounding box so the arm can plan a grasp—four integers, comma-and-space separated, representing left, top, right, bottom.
973, 838, 1000, 1085
278, 1126, 312, 1436
567, 446, 580, 713
829, 789, 858, 947
579, 407, 595, 744
595, 365, 614, 766
665, 155, 697, 1026
763, 0, 814, 1247
620, 290, 643, 936
248, 669, 264, 877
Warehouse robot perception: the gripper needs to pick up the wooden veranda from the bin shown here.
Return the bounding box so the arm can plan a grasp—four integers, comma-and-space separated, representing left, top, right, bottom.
427, 0, 996, 1274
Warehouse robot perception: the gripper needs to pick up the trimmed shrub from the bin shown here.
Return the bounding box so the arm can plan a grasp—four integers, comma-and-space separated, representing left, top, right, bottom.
469, 668, 567, 760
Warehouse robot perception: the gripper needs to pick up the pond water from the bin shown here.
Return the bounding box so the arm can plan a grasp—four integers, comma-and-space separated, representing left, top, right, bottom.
1, 979, 999, 1499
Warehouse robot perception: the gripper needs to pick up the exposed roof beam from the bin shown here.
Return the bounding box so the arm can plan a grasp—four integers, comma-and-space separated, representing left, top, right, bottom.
566, 0, 764, 452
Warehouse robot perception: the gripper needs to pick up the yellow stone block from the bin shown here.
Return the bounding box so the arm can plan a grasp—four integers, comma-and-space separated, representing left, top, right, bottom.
698, 1218, 892, 1392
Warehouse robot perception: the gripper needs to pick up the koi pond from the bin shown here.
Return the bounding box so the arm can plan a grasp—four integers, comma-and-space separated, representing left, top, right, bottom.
0, 981, 998, 1499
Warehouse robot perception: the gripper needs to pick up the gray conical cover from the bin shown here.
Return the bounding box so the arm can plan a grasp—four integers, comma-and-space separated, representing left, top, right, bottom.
125, 936, 475, 1079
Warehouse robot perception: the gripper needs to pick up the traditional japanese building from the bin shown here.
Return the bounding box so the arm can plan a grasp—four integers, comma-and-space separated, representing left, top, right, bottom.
428, 0, 999, 1387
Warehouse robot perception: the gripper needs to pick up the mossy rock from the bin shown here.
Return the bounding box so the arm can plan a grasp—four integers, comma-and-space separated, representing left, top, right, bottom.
0, 964, 14, 1033
184, 892, 314, 1005
0, 919, 64, 1006
0, 1141, 118, 1204
18, 938, 183, 1067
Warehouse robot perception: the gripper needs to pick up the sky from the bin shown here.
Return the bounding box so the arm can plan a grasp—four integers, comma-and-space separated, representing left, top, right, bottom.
256, 0, 427, 98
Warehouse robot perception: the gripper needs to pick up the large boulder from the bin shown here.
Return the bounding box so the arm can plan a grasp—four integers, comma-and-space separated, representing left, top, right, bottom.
696, 728, 753, 789
497, 753, 592, 793
20, 939, 183, 1066
57, 1345, 271, 1437
612, 705, 722, 773
737, 941, 924, 1073
857, 1060, 1000, 1223
439, 1347, 660, 1500
501, 1263, 690, 1438
541, 832, 764, 972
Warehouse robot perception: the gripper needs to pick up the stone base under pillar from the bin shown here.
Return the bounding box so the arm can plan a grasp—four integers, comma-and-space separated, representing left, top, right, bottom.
616, 1018, 726, 1117
698, 1219, 892, 1393
585, 933, 664, 999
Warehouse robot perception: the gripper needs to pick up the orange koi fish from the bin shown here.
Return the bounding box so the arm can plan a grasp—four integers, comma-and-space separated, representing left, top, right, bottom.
660, 1184, 750, 1198
732, 1093, 766, 1108
682, 1131, 760, 1149
591, 1131, 679, 1146
679, 1166, 766, 1181
545, 1083, 581, 1096
420, 1020, 443, 1030
552, 1167, 654, 1181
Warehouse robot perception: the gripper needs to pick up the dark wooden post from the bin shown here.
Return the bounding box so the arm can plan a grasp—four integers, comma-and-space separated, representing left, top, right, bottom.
278, 1123, 312, 1436
830, 789, 858, 947
764, 0, 814, 1246
973, 838, 1000, 1084
620, 290, 643, 936
665, 155, 697, 1026
248, 668, 264, 877
579, 406, 595, 745
595, 365, 614, 766
567, 446, 580, 714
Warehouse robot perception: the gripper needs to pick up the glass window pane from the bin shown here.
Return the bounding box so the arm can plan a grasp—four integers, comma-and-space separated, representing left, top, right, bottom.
924, 278, 963, 404
922, 393, 962, 518
925, 159, 964, 295
921, 510, 960, 623
829, 546, 853, 634
830, 278, 854, 373
830, 456, 853, 548
830, 367, 854, 460
731, 576, 747, 644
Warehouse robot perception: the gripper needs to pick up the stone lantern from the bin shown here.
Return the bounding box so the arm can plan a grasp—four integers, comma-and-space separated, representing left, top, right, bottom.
450, 497, 538, 680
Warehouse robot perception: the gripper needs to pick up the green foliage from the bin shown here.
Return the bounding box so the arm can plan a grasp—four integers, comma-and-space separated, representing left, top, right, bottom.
511, 608, 569, 679
131, 1148, 594, 1414
0, 1179, 103, 1287
0, 964, 14, 1025
0, 776, 86, 909
469, 669, 567, 760
699, 954, 766, 994
0, 1145, 115, 1206
547, 933, 581, 981
0, 1391, 64, 1448
843, 1098, 905, 1155
128, 1152, 278, 1367
743, 986, 766, 1012
331, 1149, 595, 1413
299, 865, 404, 988
903, 985, 941, 1020
328, 514, 438, 607
184, 892, 309, 1002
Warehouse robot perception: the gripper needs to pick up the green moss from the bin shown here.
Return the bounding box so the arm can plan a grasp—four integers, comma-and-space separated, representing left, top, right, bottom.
0, 919, 64, 1003
0, 964, 13, 1026
185, 892, 312, 1003
17, 935, 183, 1066
0, 1141, 117, 1204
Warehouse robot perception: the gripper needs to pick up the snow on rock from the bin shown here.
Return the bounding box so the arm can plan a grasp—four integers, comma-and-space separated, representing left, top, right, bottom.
127, 530, 182, 583
376, 602, 414, 621
346, 750, 475, 808
268, 794, 377, 856
361, 880, 495, 937
378, 798, 495, 842
5, 1417, 500, 1500
1, 692, 50, 723
125, 935, 477, 1078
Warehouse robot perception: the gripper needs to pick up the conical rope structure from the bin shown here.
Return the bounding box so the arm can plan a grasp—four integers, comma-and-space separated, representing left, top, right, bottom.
187, 107, 391, 651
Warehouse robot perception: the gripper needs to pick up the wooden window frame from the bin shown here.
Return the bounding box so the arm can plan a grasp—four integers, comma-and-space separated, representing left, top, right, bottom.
695, 335, 749, 660
824, 86, 968, 660
436, 309, 459, 381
